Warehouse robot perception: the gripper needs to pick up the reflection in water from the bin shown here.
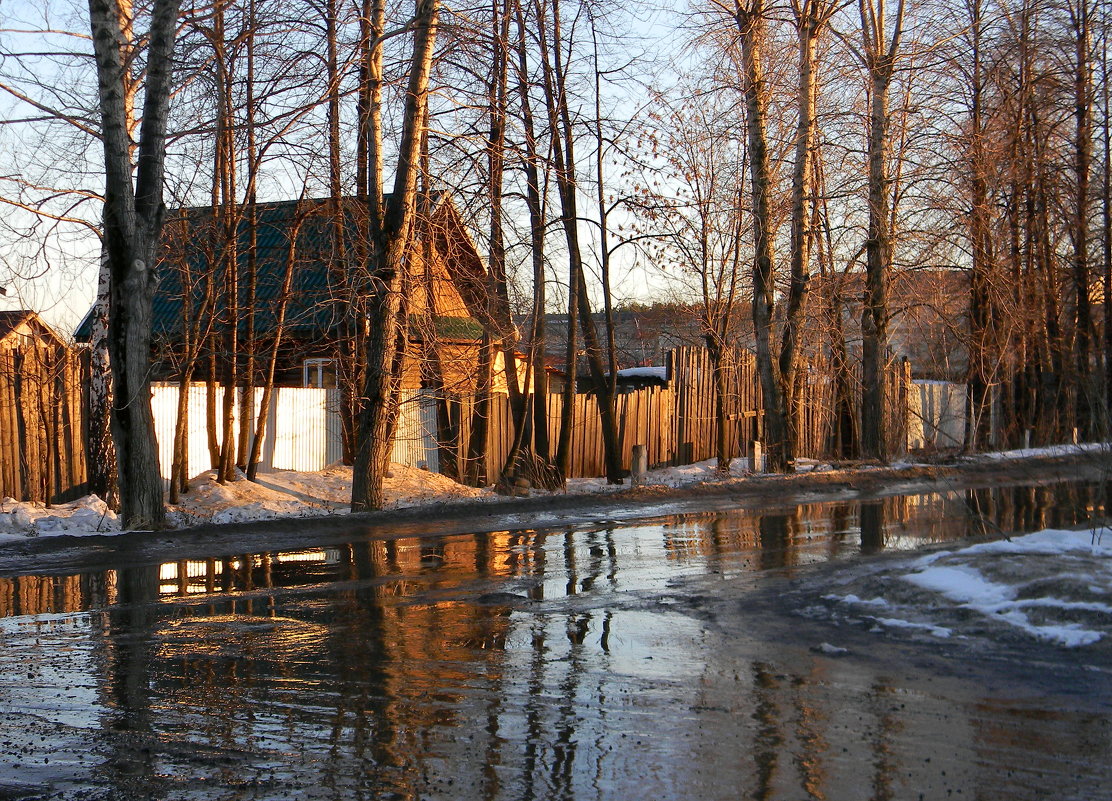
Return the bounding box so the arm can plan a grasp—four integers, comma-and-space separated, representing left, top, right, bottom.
0, 480, 1107, 799
859, 503, 885, 554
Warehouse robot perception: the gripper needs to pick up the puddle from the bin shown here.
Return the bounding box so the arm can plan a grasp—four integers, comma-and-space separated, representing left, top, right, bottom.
0, 480, 1108, 800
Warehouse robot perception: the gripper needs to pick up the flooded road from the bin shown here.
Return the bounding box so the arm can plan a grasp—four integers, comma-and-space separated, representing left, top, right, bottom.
1, 480, 1109, 800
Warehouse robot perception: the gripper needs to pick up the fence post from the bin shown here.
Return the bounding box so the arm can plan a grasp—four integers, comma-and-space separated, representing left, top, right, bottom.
631, 444, 647, 488
749, 440, 763, 473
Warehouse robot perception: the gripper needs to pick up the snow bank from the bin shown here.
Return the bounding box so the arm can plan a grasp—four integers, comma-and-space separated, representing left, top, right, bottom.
0, 449, 794, 539
168, 463, 491, 527
0, 495, 119, 539
0, 439, 1100, 541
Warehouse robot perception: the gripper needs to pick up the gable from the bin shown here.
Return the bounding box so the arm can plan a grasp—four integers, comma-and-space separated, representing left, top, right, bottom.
0, 310, 65, 349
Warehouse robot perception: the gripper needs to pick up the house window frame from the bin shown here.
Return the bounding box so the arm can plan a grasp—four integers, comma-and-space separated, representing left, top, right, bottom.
303, 358, 334, 388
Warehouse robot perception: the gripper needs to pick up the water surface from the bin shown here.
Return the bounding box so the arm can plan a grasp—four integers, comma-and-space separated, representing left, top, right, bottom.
0, 480, 1108, 800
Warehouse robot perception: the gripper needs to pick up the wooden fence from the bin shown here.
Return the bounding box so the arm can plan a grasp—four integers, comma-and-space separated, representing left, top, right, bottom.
0, 346, 87, 503
0, 341, 917, 504
425, 388, 678, 480
407, 346, 914, 482
667, 346, 912, 466
670, 345, 762, 465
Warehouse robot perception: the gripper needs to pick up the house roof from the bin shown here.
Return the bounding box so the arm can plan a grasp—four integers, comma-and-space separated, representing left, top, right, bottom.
0, 309, 65, 347
75, 194, 488, 344
0, 310, 34, 340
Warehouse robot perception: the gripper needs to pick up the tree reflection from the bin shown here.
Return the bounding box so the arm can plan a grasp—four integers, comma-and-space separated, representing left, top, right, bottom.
103, 564, 160, 782
860, 503, 885, 554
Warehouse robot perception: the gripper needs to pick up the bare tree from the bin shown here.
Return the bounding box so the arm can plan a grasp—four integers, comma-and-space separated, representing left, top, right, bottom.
639, 89, 749, 473
843, 0, 906, 460
88, 0, 182, 528
351, 0, 441, 511
779, 0, 839, 464
535, 0, 624, 484
715, 0, 791, 472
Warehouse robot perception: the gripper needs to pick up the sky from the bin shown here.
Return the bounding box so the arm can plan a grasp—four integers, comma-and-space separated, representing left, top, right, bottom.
0, 0, 694, 339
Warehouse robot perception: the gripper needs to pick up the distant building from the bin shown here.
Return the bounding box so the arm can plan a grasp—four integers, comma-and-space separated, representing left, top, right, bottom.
810, 267, 969, 381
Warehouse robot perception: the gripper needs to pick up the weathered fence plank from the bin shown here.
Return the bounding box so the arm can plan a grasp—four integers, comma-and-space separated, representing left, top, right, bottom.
0, 345, 88, 503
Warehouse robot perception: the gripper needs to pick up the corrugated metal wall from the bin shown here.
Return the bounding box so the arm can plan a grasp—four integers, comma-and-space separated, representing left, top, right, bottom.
151, 384, 345, 483
391, 390, 440, 471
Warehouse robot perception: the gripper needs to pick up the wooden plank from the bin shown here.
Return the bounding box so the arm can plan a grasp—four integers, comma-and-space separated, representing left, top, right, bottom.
42, 347, 59, 503
0, 352, 17, 498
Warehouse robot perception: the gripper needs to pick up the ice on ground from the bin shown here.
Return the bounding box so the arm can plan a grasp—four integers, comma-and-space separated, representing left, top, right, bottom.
824, 526, 1112, 648
867, 617, 953, 638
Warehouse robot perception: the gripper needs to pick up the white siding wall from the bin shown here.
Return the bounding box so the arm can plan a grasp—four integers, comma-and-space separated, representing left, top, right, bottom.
151, 384, 344, 483
390, 389, 440, 472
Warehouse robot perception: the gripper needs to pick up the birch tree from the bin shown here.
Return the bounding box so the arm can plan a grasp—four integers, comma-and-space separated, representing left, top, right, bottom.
717, 0, 791, 472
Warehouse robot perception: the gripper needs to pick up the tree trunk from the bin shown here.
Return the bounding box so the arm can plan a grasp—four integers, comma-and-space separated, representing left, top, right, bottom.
778, 7, 824, 468
87, 248, 118, 508
88, 0, 181, 530
351, 0, 439, 511
964, 0, 995, 452
466, 334, 494, 485
857, 0, 904, 460
168, 370, 191, 504
1069, 0, 1095, 437
733, 0, 789, 472
512, 0, 552, 465
539, 0, 622, 483
1103, 21, 1112, 437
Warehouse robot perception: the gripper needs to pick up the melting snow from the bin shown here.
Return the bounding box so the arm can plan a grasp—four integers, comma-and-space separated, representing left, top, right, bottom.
0, 495, 119, 539
827, 526, 1112, 648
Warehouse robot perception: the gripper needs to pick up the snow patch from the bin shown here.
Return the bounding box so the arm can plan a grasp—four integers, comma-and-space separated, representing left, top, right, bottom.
0, 495, 118, 538
903, 564, 1015, 607
867, 616, 953, 638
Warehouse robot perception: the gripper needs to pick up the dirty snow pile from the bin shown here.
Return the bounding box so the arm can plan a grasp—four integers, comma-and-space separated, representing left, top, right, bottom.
0, 462, 493, 537
820, 527, 1112, 648
167, 463, 491, 527
0, 495, 120, 540
0, 453, 787, 538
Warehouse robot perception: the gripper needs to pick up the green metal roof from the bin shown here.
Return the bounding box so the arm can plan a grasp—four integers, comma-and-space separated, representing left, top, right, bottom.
76, 197, 484, 344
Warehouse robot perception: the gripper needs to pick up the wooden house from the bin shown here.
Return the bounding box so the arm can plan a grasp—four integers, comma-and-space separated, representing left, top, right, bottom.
77, 194, 509, 394
0, 309, 67, 350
